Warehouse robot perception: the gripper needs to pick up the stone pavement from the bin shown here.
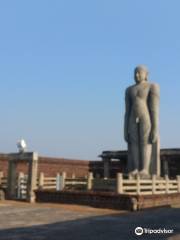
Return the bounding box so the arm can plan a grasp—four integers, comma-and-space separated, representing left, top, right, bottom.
0, 201, 179, 240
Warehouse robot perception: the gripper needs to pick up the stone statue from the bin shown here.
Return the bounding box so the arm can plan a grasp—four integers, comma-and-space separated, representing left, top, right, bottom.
124, 65, 160, 177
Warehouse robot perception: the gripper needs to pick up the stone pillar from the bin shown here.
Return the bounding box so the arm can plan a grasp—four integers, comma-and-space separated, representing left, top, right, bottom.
27, 152, 38, 203
103, 158, 110, 179
165, 175, 169, 194
87, 172, 93, 190
57, 171, 67, 191
7, 161, 17, 199
56, 173, 61, 191
162, 158, 169, 177
136, 174, 141, 195
152, 175, 156, 194
39, 172, 44, 189
61, 171, 66, 190
116, 173, 123, 194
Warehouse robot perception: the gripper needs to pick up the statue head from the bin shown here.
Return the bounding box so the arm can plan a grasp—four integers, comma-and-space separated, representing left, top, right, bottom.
134, 65, 148, 83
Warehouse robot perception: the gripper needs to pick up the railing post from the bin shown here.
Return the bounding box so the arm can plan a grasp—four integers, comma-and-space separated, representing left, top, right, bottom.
116, 173, 123, 194
128, 174, 133, 180
137, 174, 140, 195
56, 173, 60, 191
165, 175, 169, 194
61, 171, 66, 190
177, 175, 180, 193
39, 172, 44, 189
0, 171, 3, 185
152, 175, 156, 194
87, 172, 93, 190
72, 173, 75, 179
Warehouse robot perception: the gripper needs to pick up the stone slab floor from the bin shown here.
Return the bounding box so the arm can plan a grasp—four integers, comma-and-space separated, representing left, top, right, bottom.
0, 201, 179, 240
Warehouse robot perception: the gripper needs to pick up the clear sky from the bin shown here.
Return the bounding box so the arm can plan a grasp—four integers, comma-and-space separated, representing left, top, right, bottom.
0, 0, 179, 159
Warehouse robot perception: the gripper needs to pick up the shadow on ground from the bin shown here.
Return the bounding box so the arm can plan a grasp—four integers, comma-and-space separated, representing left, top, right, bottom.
0, 205, 180, 240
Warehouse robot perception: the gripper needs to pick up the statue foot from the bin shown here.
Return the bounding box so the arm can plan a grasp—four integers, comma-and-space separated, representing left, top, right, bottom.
129, 169, 138, 177
139, 169, 150, 178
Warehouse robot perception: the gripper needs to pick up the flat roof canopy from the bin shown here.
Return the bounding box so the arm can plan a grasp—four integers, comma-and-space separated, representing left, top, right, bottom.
99, 148, 180, 160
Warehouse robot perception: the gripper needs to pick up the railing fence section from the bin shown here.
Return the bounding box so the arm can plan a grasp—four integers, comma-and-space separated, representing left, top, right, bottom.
0, 171, 180, 195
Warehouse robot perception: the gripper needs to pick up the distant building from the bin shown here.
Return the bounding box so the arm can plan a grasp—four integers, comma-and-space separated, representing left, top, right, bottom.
99, 149, 180, 179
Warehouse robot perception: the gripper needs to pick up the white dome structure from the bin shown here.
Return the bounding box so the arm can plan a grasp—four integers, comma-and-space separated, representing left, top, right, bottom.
17, 139, 27, 153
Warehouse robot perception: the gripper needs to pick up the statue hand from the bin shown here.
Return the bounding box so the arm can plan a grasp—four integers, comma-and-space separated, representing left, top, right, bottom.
150, 130, 157, 143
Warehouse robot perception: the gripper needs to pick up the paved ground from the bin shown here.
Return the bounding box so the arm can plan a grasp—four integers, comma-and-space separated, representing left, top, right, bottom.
0, 201, 179, 240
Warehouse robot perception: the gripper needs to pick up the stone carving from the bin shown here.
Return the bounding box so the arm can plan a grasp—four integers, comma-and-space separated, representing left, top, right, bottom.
124, 65, 160, 177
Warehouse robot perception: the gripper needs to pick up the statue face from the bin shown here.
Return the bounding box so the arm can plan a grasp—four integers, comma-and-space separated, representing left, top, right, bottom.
134, 69, 147, 83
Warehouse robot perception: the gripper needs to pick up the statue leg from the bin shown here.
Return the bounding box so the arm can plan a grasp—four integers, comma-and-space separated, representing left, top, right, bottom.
140, 143, 152, 175
139, 119, 152, 176
129, 142, 139, 172
128, 119, 139, 175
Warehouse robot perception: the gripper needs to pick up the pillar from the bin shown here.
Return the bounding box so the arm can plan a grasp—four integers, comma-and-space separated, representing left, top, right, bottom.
103, 158, 110, 179
27, 152, 38, 203
163, 158, 169, 177
7, 161, 17, 199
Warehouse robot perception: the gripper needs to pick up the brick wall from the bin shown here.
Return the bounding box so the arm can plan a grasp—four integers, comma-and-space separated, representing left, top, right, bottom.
0, 155, 8, 174
0, 154, 102, 177
1, 150, 179, 178
35, 190, 133, 210
38, 157, 90, 177
35, 190, 180, 210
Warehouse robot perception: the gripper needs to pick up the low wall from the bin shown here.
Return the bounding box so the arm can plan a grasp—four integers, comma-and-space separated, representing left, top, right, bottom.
35, 190, 134, 210
137, 193, 180, 209
35, 190, 180, 211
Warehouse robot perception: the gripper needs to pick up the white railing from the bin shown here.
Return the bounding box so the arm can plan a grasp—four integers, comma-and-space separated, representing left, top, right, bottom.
0, 171, 88, 192
121, 175, 180, 195
17, 172, 27, 199
0, 172, 27, 199
1, 171, 180, 195
37, 172, 88, 191
95, 173, 180, 195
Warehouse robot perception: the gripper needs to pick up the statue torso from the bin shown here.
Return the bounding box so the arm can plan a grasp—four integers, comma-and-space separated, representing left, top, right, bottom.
127, 82, 151, 121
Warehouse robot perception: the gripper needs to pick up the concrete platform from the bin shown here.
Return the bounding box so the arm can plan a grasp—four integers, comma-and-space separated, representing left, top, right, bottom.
0, 200, 179, 240
35, 190, 180, 211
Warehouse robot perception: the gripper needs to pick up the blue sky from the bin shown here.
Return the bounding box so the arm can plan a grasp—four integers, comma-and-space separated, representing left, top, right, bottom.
0, 0, 179, 159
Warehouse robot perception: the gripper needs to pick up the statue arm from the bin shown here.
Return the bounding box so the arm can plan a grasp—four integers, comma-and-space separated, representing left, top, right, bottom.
148, 83, 160, 143
124, 88, 131, 142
